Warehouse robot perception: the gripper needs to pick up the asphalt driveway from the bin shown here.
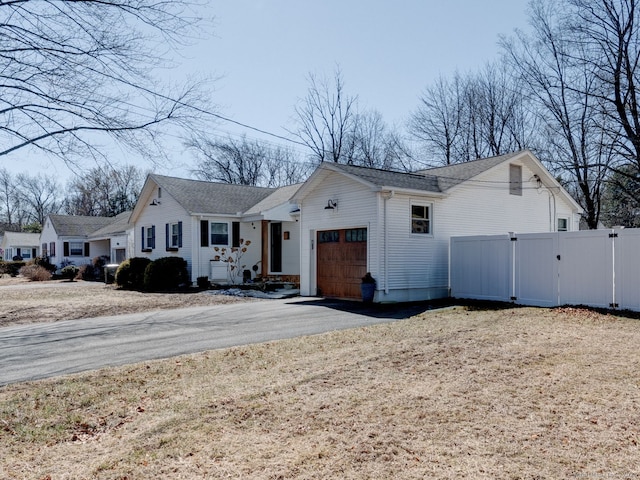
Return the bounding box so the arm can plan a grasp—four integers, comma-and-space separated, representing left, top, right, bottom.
0, 298, 437, 386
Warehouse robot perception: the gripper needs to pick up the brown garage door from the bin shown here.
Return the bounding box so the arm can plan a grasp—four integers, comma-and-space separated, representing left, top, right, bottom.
317, 228, 367, 300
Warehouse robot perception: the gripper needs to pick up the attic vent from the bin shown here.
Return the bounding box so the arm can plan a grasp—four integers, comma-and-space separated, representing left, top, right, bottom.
509, 164, 522, 196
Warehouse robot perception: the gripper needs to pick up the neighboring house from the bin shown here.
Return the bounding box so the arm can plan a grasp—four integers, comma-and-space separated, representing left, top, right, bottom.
87, 211, 134, 264
292, 150, 583, 303
129, 174, 301, 285
40, 214, 124, 269
0, 231, 40, 261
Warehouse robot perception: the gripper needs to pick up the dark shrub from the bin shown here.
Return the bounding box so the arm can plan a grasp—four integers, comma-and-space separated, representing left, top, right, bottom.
143, 257, 189, 292
61, 265, 79, 281
33, 256, 57, 272
78, 255, 110, 281
115, 257, 151, 290
0, 261, 26, 277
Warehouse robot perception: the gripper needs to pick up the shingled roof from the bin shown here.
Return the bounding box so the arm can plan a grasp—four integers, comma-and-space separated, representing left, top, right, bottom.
320, 151, 525, 193
416, 151, 522, 191
89, 211, 132, 238
323, 163, 442, 193
150, 174, 277, 215
48, 215, 116, 237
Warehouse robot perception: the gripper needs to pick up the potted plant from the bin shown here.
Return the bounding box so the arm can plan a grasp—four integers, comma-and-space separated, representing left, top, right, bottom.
361, 272, 376, 303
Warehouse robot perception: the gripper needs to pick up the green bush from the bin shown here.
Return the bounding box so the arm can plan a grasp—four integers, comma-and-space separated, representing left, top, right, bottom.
61, 265, 79, 281
143, 257, 189, 292
115, 257, 151, 290
0, 261, 26, 277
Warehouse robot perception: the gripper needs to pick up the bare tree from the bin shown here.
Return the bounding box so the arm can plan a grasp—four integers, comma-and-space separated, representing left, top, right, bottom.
346, 110, 416, 171
566, 0, 640, 168
189, 135, 311, 187
409, 74, 466, 165
0, 0, 212, 167
464, 64, 535, 159
502, 0, 617, 229
0, 168, 22, 228
16, 174, 62, 226
291, 68, 358, 163
64, 165, 145, 216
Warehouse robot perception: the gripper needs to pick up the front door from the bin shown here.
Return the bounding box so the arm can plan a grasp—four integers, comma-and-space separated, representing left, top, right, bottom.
270, 223, 282, 273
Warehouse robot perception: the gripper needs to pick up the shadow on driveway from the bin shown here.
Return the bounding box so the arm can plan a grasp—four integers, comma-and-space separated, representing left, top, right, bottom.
287, 298, 458, 320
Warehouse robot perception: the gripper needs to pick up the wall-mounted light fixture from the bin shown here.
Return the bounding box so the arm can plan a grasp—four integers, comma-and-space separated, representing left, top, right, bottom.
149, 199, 160, 206
324, 199, 338, 210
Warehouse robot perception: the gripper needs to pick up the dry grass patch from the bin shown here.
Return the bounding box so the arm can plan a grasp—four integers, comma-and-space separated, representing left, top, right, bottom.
1, 306, 639, 479
0, 280, 255, 327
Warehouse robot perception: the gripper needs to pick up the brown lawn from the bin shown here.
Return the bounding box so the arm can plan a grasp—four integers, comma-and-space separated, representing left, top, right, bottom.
1, 299, 639, 479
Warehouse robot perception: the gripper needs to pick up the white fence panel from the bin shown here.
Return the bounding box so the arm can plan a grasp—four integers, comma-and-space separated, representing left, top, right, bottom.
515, 234, 559, 307
558, 231, 613, 309
450, 235, 511, 302
451, 229, 640, 311
615, 229, 640, 311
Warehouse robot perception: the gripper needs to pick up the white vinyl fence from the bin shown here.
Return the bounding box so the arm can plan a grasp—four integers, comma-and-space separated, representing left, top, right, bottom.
450, 229, 640, 311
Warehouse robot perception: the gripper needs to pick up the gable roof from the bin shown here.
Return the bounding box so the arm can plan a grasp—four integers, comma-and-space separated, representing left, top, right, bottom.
322, 163, 442, 193
293, 150, 582, 214
89, 211, 133, 238
417, 151, 522, 191
47, 215, 115, 237
149, 174, 277, 216
243, 183, 303, 216
1, 231, 40, 247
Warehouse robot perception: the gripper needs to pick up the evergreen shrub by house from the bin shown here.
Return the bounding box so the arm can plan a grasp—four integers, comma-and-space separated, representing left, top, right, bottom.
61, 265, 79, 281
143, 256, 189, 292
0, 261, 26, 277
78, 255, 110, 281
33, 256, 56, 273
115, 257, 151, 290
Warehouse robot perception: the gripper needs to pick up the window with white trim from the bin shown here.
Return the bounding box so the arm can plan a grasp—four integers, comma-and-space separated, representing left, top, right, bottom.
411, 204, 432, 234
557, 218, 568, 232
69, 242, 84, 256
210, 222, 229, 245
169, 222, 180, 248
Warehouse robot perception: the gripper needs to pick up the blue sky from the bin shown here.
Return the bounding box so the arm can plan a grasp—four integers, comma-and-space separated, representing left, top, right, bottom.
8, 0, 531, 181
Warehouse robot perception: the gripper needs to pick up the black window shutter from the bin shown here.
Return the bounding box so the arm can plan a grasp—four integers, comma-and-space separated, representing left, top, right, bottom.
63, 242, 70, 256
84, 243, 90, 257
150, 225, 156, 248
141, 227, 145, 250
200, 220, 209, 247
33, 248, 37, 258
16, 248, 21, 257
178, 221, 183, 248
165, 223, 170, 250
232, 222, 240, 247
50, 242, 56, 256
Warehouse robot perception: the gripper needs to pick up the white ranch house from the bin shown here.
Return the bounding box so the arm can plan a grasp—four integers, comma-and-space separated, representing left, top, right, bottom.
293, 150, 582, 303
129, 174, 301, 285
0, 231, 40, 261
40, 212, 133, 270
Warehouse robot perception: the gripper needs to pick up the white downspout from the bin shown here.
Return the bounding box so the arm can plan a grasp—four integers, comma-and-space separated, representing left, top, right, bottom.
382, 190, 395, 295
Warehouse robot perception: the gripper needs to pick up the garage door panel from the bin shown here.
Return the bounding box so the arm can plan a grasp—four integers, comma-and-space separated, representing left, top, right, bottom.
317, 229, 367, 300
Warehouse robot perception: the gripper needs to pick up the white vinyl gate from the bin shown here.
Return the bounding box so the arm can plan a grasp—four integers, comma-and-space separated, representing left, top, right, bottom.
450, 229, 640, 311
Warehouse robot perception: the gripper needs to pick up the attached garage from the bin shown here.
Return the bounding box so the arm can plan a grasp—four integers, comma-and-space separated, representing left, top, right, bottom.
316, 228, 367, 300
